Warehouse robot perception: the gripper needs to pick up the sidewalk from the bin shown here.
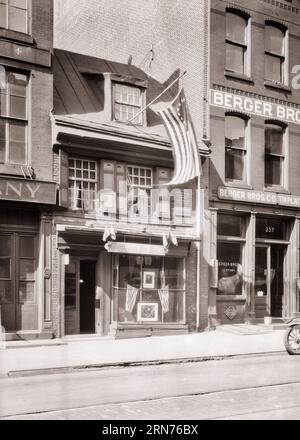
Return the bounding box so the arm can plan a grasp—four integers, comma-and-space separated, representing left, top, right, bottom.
0, 327, 287, 377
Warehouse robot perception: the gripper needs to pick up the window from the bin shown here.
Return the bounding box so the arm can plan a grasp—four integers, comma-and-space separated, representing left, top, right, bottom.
0, 68, 28, 164
265, 24, 286, 84
225, 115, 247, 181
127, 165, 153, 219
217, 214, 245, 296
226, 11, 249, 74
113, 255, 186, 324
68, 158, 97, 211
113, 83, 144, 125
265, 123, 285, 187
0, 0, 29, 34
0, 233, 36, 306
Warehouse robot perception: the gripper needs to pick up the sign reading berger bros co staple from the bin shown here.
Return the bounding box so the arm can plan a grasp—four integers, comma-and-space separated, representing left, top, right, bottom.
218, 187, 300, 209
210, 89, 300, 124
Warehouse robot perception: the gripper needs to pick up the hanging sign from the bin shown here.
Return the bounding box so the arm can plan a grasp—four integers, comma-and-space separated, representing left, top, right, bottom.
104, 242, 167, 256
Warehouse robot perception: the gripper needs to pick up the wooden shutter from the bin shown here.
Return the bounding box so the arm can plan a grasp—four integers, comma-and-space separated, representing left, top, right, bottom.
59, 150, 69, 208
116, 163, 127, 218
100, 160, 117, 218
153, 168, 171, 223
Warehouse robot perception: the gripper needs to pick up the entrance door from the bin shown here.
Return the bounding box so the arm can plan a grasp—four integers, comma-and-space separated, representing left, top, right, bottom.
80, 261, 96, 334
255, 245, 284, 318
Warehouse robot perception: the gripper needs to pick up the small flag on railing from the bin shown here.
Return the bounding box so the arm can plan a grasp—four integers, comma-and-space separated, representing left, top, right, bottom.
151, 88, 201, 186
158, 286, 169, 314
126, 284, 138, 313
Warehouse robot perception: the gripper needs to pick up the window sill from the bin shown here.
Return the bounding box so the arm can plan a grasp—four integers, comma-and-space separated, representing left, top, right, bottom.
264, 186, 289, 194
264, 80, 291, 93
0, 27, 33, 45
0, 163, 28, 177
225, 181, 252, 189
224, 70, 254, 84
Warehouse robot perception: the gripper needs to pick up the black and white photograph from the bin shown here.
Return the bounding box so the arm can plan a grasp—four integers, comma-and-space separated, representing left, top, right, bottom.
0, 0, 300, 426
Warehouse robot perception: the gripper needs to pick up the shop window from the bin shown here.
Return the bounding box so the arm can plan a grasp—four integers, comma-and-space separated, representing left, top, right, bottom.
68, 158, 97, 211
225, 115, 247, 182
127, 165, 153, 219
0, 68, 28, 164
217, 214, 245, 296
226, 11, 249, 75
265, 123, 285, 187
113, 83, 144, 125
0, 0, 29, 34
113, 255, 186, 324
18, 235, 36, 303
217, 213, 245, 238
265, 24, 286, 84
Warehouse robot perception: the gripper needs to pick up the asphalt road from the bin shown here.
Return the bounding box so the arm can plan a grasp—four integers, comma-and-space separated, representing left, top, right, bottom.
1, 353, 300, 420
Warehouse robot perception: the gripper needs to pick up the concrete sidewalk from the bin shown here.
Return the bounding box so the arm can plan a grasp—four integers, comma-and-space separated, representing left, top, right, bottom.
0, 327, 287, 377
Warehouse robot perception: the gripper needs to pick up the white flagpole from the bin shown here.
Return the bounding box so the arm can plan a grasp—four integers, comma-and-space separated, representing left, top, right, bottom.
196, 158, 202, 332
128, 70, 187, 124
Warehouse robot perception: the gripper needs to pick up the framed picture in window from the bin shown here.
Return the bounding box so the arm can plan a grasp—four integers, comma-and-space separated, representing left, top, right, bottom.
137, 303, 158, 322
143, 271, 156, 289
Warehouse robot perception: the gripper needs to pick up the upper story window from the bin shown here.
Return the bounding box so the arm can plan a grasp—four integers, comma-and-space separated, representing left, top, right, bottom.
265, 24, 287, 84
264, 122, 286, 187
113, 83, 144, 125
68, 158, 97, 211
0, 0, 29, 34
225, 114, 248, 182
127, 165, 153, 218
0, 67, 28, 164
226, 11, 249, 75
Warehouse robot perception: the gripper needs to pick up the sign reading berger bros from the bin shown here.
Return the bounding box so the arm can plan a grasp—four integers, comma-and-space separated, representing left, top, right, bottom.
210, 89, 300, 125
218, 187, 300, 209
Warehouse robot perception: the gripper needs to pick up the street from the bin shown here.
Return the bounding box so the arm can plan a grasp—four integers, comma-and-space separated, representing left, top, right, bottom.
0, 354, 300, 420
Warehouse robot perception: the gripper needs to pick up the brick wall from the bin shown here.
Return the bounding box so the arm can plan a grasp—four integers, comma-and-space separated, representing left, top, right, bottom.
54, 0, 210, 141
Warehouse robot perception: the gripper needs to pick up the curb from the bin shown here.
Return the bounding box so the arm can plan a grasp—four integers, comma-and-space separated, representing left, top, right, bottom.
6, 350, 287, 378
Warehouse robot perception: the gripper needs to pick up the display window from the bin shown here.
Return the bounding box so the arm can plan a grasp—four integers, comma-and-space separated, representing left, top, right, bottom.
112, 255, 186, 324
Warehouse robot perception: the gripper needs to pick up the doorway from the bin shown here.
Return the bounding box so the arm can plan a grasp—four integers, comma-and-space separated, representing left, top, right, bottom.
80, 261, 96, 334
255, 245, 285, 317
64, 259, 96, 335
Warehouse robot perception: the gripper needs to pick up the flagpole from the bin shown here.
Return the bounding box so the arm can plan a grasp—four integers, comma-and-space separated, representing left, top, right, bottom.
128, 70, 187, 124
196, 158, 202, 332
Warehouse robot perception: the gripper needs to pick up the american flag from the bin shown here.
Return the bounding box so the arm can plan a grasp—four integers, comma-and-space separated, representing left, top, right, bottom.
153, 88, 201, 185
125, 284, 138, 313
158, 286, 169, 314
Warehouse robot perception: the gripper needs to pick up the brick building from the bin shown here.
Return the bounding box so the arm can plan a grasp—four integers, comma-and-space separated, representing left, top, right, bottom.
209, 0, 300, 326
0, 0, 57, 339
51, 0, 211, 338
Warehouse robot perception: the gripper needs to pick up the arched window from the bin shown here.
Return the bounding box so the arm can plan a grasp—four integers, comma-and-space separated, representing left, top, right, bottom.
265, 23, 287, 84
225, 114, 248, 182
226, 10, 249, 75
264, 122, 286, 187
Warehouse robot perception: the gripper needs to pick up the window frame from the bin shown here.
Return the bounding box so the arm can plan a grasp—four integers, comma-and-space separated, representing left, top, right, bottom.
225, 9, 251, 77
112, 82, 145, 126
217, 213, 247, 299
0, 0, 31, 35
225, 113, 249, 184
127, 165, 153, 220
264, 121, 288, 190
265, 22, 288, 86
0, 66, 29, 165
68, 157, 98, 212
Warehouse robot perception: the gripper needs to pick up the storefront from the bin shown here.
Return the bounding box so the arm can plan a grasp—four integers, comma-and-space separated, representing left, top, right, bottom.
0, 177, 57, 339
209, 192, 300, 325
59, 230, 191, 338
